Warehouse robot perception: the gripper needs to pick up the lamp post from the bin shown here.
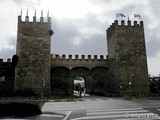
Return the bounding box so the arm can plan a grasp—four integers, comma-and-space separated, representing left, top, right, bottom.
120, 85, 123, 96
129, 81, 131, 98
41, 79, 45, 99
78, 83, 82, 98
129, 73, 134, 98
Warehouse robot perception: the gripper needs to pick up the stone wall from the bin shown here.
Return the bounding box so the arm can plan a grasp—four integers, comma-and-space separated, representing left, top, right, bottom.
107, 20, 150, 94
15, 15, 52, 96
51, 54, 109, 69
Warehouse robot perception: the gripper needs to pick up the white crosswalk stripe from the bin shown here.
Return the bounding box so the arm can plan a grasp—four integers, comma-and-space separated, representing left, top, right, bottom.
86, 107, 156, 119
72, 107, 159, 120
87, 109, 148, 115
84, 98, 113, 101
42, 98, 160, 120
71, 99, 159, 120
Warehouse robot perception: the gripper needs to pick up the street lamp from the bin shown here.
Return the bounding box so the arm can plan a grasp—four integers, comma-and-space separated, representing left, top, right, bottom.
129, 81, 132, 98
41, 79, 45, 99
129, 73, 134, 98
120, 85, 123, 96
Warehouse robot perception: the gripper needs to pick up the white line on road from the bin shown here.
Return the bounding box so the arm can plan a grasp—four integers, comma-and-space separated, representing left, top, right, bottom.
63, 111, 72, 120
39, 114, 64, 117
118, 117, 160, 120
87, 107, 143, 112
70, 112, 156, 120
87, 110, 149, 115
70, 114, 125, 120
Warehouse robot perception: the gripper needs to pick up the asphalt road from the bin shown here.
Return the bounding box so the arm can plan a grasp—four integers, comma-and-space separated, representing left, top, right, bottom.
3, 96, 160, 120
41, 96, 160, 120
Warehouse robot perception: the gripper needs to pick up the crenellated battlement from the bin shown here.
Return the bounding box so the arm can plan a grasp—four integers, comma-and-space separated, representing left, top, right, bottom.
51, 54, 109, 69
107, 20, 144, 39
109, 20, 143, 27
51, 54, 108, 60
0, 58, 11, 63
18, 15, 51, 23
18, 10, 51, 23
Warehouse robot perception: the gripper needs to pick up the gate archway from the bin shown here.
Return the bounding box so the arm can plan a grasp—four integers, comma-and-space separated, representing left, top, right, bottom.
70, 67, 91, 94
50, 66, 111, 97
90, 67, 110, 95
50, 66, 70, 97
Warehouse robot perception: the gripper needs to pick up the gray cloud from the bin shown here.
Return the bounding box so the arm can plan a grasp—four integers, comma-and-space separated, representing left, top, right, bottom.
51, 18, 80, 55
146, 39, 160, 57
0, 34, 16, 59
11, 0, 41, 5
0, 48, 15, 60
51, 12, 108, 57
1, 0, 160, 75
80, 34, 107, 55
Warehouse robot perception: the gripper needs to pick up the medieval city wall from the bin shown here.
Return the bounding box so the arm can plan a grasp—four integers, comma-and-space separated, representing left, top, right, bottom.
107, 20, 149, 94
51, 54, 109, 69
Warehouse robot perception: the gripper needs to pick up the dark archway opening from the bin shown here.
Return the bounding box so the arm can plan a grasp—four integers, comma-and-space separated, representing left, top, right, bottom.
50, 66, 70, 97
50, 66, 114, 97
90, 67, 111, 96
70, 67, 91, 94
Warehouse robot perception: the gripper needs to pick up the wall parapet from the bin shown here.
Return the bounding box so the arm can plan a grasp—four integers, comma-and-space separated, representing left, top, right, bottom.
0, 58, 11, 63
51, 54, 108, 60
18, 15, 51, 23
18, 10, 51, 23
51, 54, 109, 70
111, 20, 143, 27
107, 20, 144, 39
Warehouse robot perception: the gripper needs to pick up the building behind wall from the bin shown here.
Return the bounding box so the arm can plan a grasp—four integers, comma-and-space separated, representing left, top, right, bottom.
107, 20, 150, 95
14, 14, 52, 96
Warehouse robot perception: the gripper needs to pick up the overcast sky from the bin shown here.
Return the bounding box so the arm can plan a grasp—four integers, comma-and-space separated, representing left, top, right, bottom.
0, 0, 160, 76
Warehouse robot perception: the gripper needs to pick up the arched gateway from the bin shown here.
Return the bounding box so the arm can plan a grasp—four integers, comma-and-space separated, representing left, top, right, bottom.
50, 55, 110, 96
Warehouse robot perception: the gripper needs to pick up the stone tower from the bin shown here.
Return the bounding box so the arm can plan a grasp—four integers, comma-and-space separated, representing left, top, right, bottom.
107, 20, 149, 95
15, 12, 52, 96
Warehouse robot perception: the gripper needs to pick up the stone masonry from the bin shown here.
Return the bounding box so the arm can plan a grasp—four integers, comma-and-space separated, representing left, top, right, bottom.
14, 14, 52, 96
51, 54, 109, 69
107, 20, 150, 94
8, 14, 150, 96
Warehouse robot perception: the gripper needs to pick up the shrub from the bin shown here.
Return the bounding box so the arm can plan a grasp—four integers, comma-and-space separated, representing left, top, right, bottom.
0, 102, 42, 117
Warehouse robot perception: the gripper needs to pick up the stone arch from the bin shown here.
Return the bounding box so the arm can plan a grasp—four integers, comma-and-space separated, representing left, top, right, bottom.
70, 67, 91, 93
90, 66, 113, 95
70, 67, 90, 78
50, 66, 70, 97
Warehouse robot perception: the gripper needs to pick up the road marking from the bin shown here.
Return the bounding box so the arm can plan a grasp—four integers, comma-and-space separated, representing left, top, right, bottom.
70, 114, 126, 120
39, 114, 64, 117
71, 104, 158, 120
117, 118, 160, 120
71, 112, 158, 120
63, 111, 72, 120
87, 110, 149, 115
87, 107, 143, 112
